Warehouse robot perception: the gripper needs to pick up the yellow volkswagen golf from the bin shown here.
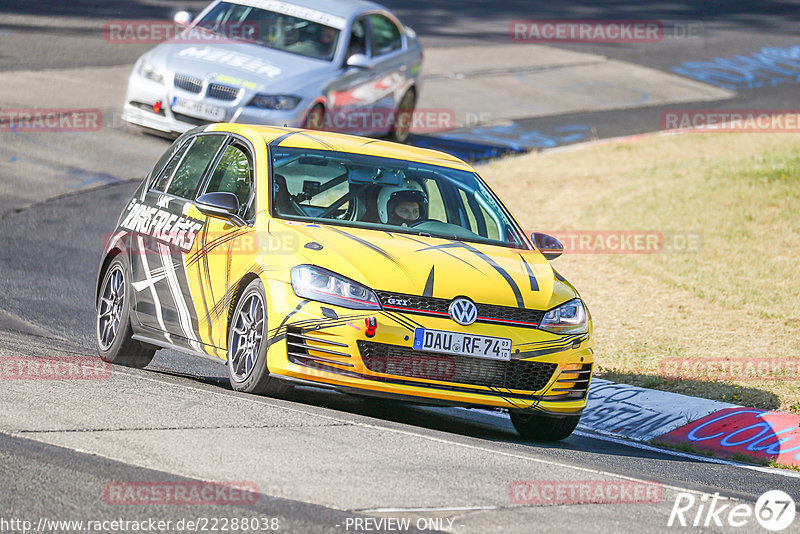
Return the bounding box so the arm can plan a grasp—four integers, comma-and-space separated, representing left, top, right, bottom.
95, 124, 593, 441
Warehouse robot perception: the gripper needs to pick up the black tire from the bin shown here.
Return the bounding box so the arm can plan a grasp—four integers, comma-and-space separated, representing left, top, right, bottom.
509, 411, 581, 442
389, 89, 416, 143
227, 278, 292, 397
303, 104, 326, 130
95, 255, 156, 368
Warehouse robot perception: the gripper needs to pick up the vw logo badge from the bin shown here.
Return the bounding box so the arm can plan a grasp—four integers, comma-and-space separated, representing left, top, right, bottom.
449, 298, 478, 326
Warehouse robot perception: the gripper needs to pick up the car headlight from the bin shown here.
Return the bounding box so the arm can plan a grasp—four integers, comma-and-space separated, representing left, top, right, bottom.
539, 298, 588, 334
290, 265, 381, 310
138, 60, 165, 85
249, 94, 301, 110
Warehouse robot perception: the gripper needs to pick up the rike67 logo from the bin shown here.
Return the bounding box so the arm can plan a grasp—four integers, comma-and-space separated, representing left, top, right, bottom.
668, 490, 796, 531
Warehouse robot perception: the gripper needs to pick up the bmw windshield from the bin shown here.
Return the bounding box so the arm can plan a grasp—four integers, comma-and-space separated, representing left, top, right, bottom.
271, 148, 529, 249
195, 1, 342, 61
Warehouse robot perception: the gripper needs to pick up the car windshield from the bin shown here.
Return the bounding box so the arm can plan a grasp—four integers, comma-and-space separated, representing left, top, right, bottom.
271, 148, 528, 249
195, 1, 341, 61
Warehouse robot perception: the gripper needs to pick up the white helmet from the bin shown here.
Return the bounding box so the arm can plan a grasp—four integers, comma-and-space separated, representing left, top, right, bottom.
377, 179, 428, 225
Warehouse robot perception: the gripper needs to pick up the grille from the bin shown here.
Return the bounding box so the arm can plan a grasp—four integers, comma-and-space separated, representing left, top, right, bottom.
375, 291, 544, 328
207, 83, 240, 101
358, 340, 557, 392
174, 73, 202, 94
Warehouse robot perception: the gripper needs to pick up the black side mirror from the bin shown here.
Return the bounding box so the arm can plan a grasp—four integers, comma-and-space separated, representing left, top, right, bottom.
532, 232, 563, 260
196, 192, 245, 226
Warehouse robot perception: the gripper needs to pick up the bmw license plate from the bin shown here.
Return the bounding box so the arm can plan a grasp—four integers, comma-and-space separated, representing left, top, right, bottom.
413, 328, 511, 361
171, 97, 225, 122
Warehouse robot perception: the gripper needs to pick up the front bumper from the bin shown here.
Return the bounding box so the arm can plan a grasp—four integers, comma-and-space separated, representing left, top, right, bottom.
123, 72, 308, 135
264, 280, 593, 414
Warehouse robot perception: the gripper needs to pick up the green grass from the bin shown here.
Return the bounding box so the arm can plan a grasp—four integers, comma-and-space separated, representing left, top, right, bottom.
598, 147, 800, 319
479, 129, 800, 413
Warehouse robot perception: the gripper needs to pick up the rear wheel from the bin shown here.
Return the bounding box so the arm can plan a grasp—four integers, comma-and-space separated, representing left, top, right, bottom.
227, 279, 292, 397
95, 256, 156, 368
509, 411, 580, 442
389, 89, 416, 143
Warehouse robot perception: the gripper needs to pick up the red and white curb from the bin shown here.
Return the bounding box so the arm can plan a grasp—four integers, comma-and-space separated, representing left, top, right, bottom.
583, 379, 800, 468
579, 378, 736, 441
449, 377, 800, 469
657, 408, 800, 467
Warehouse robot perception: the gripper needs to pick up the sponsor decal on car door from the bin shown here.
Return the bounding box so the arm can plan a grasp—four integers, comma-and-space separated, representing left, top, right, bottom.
122, 191, 204, 347
125, 133, 228, 349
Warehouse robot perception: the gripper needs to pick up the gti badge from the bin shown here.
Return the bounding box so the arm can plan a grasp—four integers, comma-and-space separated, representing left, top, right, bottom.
449, 297, 478, 326
387, 298, 410, 306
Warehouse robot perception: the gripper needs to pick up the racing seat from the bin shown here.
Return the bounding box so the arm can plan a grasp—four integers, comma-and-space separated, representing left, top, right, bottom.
273, 174, 301, 216
358, 185, 381, 223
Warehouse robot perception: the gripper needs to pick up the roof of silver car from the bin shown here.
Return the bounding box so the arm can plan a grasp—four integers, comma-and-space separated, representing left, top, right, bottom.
227, 0, 391, 22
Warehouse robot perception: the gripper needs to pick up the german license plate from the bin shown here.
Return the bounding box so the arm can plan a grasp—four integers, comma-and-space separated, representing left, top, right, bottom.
171, 97, 225, 121
413, 328, 511, 361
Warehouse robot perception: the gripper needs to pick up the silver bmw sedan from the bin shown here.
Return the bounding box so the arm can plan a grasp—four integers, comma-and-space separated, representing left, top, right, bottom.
122, 0, 423, 142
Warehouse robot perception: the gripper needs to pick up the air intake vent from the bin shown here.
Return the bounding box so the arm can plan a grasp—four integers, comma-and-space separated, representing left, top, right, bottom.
286, 327, 354, 369
358, 340, 557, 392
543, 363, 593, 401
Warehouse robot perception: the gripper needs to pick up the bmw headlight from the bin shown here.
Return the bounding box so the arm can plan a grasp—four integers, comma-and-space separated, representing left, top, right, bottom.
138, 60, 165, 85
539, 298, 588, 334
290, 265, 381, 310
249, 94, 301, 110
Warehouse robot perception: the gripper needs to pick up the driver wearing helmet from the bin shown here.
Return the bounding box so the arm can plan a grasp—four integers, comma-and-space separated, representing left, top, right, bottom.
377, 179, 428, 226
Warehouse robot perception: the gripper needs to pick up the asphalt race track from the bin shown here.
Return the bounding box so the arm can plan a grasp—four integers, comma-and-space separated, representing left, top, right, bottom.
2, 1, 800, 532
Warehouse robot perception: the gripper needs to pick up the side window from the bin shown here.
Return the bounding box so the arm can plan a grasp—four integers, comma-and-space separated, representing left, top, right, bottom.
347, 18, 367, 57
204, 143, 255, 221
151, 140, 191, 193
368, 15, 401, 56
166, 135, 227, 199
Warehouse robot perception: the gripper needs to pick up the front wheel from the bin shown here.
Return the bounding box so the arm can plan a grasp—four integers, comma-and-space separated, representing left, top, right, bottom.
389, 89, 416, 143
95, 256, 155, 368
509, 411, 581, 442
227, 279, 292, 397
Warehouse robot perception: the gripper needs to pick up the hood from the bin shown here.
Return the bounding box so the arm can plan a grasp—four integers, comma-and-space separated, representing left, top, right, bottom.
270, 221, 572, 310
146, 41, 336, 94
